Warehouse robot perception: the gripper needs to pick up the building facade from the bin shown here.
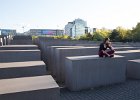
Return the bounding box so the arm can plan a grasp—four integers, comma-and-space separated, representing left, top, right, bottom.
65, 18, 87, 38
28, 29, 64, 36
0, 29, 16, 36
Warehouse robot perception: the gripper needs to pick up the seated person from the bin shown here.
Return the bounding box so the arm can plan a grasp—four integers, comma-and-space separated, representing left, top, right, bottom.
98, 38, 115, 57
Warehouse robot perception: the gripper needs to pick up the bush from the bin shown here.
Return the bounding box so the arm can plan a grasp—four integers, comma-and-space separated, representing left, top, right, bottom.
53, 35, 71, 40
32, 35, 38, 40
93, 32, 104, 41
79, 33, 93, 41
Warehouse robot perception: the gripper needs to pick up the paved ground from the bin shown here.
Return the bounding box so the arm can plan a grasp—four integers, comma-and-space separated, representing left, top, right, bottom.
60, 79, 140, 100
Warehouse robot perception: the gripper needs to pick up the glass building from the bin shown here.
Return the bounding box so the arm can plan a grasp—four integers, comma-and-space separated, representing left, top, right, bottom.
28, 29, 64, 36
65, 18, 87, 38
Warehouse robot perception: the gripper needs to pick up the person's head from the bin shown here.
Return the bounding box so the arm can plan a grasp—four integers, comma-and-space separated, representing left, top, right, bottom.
103, 38, 110, 44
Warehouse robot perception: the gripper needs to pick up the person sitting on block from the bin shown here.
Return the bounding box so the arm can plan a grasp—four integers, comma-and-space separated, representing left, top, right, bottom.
98, 38, 115, 57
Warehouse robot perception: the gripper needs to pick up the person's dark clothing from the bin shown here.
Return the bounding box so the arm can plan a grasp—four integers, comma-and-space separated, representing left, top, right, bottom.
98, 43, 115, 57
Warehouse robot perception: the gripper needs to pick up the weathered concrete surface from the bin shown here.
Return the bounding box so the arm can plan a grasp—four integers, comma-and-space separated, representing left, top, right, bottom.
0, 61, 47, 79
10, 35, 33, 45
45, 45, 139, 78
54, 46, 138, 83
0, 75, 60, 100
10, 40, 33, 45
0, 50, 41, 62
50, 46, 85, 76
116, 49, 140, 60
55, 47, 98, 83
127, 59, 140, 79
37, 38, 98, 60
50, 46, 83, 76
40, 42, 76, 64
65, 55, 126, 91
0, 45, 38, 50
114, 47, 140, 51
43, 46, 79, 70
41, 45, 79, 71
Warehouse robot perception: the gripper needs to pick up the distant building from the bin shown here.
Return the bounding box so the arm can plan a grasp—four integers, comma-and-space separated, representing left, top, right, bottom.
0, 29, 16, 36
28, 29, 64, 36
93, 28, 97, 32
65, 18, 87, 38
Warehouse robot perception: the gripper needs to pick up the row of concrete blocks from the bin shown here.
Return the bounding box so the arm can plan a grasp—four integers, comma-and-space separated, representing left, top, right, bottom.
36, 37, 138, 47
35, 37, 140, 51
10, 40, 33, 45
38, 38, 140, 66
48, 46, 140, 82
37, 38, 100, 61
0, 45, 60, 100
10, 35, 33, 45
37, 39, 132, 62
37, 37, 140, 69
46, 45, 140, 91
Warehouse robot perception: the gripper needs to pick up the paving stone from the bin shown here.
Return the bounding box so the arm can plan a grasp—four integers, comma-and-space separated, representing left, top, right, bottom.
60, 79, 140, 100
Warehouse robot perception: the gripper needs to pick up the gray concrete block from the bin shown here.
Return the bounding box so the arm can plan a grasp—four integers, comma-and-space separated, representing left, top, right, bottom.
41, 45, 76, 71
39, 42, 76, 64
0, 75, 60, 100
0, 61, 47, 79
116, 49, 140, 60
10, 35, 33, 45
50, 46, 83, 76
0, 45, 38, 50
0, 50, 41, 62
127, 59, 140, 79
114, 47, 140, 51
10, 40, 33, 45
41, 45, 72, 67
55, 47, 98, 83
65, 55, 126, 91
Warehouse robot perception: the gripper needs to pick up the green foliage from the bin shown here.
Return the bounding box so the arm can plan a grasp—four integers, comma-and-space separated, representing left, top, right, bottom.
93, 32, 104, 41
109, 26, 134, 42
50, 23, 140, 42
116, 27, 132, 42
109, 29, 119, 41
79, 33, 93, 41
53, 35, 71, 39
78, 23, 140, 42
32, 35, 38, 40
109, 24, 140, 42
109, 27, 129, 42
93, 28, 111, 41
131, 23, 140, 41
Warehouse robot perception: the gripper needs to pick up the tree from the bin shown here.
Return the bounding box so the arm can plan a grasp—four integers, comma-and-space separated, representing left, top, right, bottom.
124, 29, 133, 42
79, 33, 93, 41
132, 23, 140, 42
109, 29, 119, 41
110, 26, 132, 42
93, 28, 111, 41
93, 32, 104, 41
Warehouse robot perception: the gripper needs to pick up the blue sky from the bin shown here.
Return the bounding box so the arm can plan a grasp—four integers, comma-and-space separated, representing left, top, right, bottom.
0, 0, 140, 32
